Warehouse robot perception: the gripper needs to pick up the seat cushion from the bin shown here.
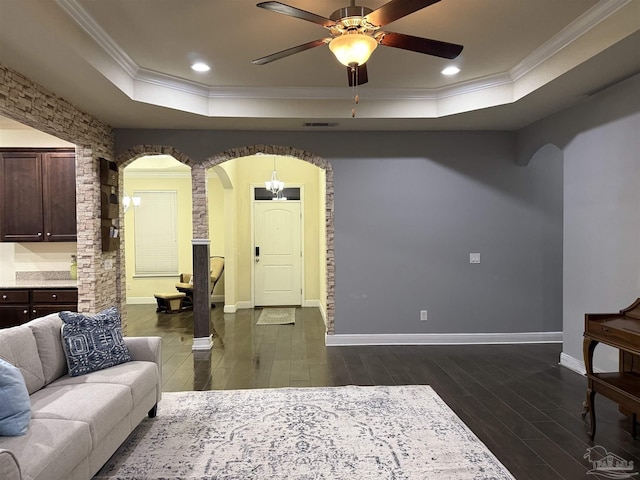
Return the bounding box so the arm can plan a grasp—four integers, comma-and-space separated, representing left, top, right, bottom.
25, 313, 68, 385
210, 257, 224, 281
30, 383, 132, 446
52, 361, 159, 406
0, 325, 45, 394
0, 359, 31, 436
154, 292, 186, 300
0, 418, 91, 480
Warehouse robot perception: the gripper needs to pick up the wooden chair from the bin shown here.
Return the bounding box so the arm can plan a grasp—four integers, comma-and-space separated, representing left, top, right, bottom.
175, 256, 224, 309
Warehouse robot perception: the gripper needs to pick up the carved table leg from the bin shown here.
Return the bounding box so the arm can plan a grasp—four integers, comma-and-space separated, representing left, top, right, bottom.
587, 386, 596, 440
583, 337, 598, 439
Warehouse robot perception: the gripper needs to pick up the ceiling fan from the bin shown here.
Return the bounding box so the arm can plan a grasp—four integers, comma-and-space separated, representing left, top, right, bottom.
251, 0, 464, 86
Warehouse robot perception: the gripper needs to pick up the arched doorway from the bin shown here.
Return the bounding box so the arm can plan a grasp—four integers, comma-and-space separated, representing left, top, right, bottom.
116, 144, 335, 334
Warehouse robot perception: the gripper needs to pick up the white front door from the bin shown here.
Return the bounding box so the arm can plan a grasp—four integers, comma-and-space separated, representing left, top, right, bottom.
254, 201, 302, 306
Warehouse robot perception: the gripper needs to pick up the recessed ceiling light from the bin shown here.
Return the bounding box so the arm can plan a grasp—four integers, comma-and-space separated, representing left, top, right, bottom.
191, 62, 210, 72
441, 66, 460, 76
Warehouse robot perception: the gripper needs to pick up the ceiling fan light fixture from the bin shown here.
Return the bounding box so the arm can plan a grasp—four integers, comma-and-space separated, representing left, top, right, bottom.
329, 33, 378, 67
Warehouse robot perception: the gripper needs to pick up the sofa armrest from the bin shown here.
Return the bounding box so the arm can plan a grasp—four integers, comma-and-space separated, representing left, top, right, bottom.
124, 336, 162, 403
0, 448, 21, 480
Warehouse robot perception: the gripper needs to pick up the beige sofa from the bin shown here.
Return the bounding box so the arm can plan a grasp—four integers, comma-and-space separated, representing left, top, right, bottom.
0, 313, 162, 480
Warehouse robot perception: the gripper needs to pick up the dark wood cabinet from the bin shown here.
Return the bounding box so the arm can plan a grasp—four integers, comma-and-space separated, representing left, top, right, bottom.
0, 289, 31, 328
0, 148, 77, 242
43, 151, 77, 241
31, 288, 78, 318
583, 298, 640, 440
0, 287, 77, 329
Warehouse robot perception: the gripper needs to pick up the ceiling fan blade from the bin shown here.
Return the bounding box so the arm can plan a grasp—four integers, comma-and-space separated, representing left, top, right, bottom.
257, 1, 335, 27
252, 39, 330, 65
365, 0, 440, 27
378, 31, 463, 59
347, 64, 369, 86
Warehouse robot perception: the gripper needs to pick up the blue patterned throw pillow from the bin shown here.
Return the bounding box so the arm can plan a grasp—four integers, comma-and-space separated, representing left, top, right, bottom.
60, 307, 131, 377
0, 358, 31, 436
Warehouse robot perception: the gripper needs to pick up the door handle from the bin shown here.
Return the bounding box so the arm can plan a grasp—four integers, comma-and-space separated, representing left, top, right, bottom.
255, 246, 260, 257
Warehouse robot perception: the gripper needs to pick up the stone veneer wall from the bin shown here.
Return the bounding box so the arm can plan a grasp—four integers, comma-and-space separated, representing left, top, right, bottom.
0, 63, 336, 334
116, 144, 336, 334
0, 64, 123, 327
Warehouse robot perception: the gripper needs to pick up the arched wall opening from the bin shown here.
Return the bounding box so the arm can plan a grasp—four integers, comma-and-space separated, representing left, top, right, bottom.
116, 144, 336, 335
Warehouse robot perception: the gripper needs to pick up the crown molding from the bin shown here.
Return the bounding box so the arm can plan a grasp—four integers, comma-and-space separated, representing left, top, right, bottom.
510, 0, 632, 80
56, 0, 628, 114
56, 0, 139, 78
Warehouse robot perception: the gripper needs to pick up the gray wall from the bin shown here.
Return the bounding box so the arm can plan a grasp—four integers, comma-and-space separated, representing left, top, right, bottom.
116, 129, 564, 336
518, 73, 640, 371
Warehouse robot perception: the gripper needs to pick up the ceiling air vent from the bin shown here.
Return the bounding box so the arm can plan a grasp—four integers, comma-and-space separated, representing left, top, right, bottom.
303, 122, 339, 127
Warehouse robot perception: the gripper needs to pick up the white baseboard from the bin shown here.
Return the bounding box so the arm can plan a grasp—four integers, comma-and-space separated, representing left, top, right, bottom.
192, 335, 213, 351
325, 331, 563, 346
559, 352, 586, 375
559, 352, 605, 375
223, 300, 252, 314
319, 303, 327, 327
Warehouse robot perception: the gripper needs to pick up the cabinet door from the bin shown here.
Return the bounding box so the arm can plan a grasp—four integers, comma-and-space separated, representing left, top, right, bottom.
42, 152, 77, 241
0, 306, 31, 329
0, 152, 44, 241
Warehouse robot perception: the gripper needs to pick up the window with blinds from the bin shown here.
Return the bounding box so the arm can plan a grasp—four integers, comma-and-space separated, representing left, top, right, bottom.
133, 190, 179, 276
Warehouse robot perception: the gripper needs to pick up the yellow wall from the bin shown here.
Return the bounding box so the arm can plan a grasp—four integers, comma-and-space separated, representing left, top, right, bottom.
123, 170, 193, 300
213, 155, 324, 307
122, 154, 325, 307
206, 173, 225, 295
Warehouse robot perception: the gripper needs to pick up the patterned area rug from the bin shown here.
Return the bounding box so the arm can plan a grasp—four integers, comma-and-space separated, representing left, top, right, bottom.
94, 385, 514, 480
256, 307, 296, 325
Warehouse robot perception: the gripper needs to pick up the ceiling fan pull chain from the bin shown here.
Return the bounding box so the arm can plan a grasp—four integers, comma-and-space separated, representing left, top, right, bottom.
351, 64, 360, 118
351, 65, 358, 118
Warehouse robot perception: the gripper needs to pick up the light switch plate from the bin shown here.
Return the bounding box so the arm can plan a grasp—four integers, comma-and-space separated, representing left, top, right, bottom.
470, 253, 480, 264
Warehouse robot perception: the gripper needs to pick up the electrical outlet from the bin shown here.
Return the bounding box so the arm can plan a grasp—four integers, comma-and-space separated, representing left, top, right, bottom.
420, 310, 428, 321
470, 253, 480, 264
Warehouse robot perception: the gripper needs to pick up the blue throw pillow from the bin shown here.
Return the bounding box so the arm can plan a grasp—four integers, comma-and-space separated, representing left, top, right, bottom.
0, 358, 31, 436
60, 306, 132, 377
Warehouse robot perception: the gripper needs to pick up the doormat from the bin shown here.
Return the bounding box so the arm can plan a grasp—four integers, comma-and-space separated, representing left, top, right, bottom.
256, 307, 296, 325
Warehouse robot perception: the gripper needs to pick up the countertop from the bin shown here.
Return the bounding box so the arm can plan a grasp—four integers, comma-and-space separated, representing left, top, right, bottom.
0, 280, 78, 289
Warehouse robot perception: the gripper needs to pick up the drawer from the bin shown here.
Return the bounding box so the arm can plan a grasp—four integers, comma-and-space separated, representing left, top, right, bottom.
32, 289, 78, 304
32, 304, 77, 318
586, 322, 637, 352
0, 290, 30, 304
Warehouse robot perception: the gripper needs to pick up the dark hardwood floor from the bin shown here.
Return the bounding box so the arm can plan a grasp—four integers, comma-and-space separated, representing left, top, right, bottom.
125, 304, 640, 480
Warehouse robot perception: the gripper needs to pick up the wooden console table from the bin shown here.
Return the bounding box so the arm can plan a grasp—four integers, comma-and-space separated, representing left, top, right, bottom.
583, 298, 640, 440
